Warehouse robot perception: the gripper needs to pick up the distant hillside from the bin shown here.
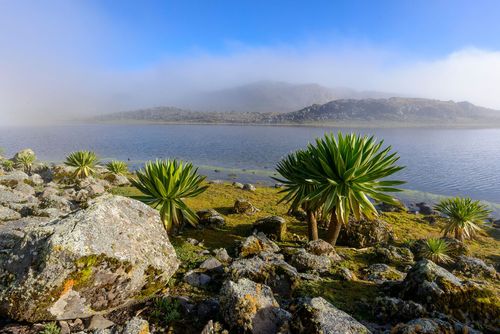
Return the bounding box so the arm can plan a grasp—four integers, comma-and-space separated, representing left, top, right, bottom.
177, 81, 392, 113
96, 97, 500, 126
272, 98, 500, 123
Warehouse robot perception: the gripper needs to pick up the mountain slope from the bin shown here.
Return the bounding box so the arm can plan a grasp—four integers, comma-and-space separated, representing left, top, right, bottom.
272, 98, 500, 123
178, 81, 392, 113
95, 97, 500, 126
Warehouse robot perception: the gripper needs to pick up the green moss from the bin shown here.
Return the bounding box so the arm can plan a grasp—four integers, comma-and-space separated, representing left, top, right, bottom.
295, 279, 380, 321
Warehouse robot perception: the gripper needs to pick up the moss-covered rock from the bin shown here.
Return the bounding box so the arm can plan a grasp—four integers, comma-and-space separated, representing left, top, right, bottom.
0, 195, 179, 322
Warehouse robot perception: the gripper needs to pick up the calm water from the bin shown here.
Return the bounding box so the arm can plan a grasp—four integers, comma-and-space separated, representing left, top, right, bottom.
1, 124, 499, 205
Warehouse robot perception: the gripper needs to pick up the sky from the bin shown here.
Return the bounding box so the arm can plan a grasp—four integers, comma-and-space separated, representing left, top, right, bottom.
2, 0, 500, 124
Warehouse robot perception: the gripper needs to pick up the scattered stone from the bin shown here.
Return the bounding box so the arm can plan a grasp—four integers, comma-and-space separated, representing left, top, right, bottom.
0, 171, 30, 188
233, 198, 258, 215
252, 216, 287, 241
232, 182, 244, 189
104, 173, 130, 187
29, 173, 45, 186
69, 318, 84, 332
291, 297, 371, 334
239, 232, 280, 258
373, 297, 427, 323
454, 255, 497, 279
390, 318, 480, 334
197, 209, 225, 227
86, 315, 115, 330
186, 238, 201, 245
364, 263, 405, 283
58, 321, 71, 334
213, 248, 232, 263
290, 248, 332, 273
197, 298, 220, 322
0, 205, 21, 221
305, 239, 341, 261
242, 183, 256, 192
208, 180, 224, 184
337, 267, 356, 281
122, 317, 149, 334
337, 218, 394, 248
219, 278, 291, 334
14, 183, 35, 196
184, 270, 212, 288
199, 257, 223, 272
0, 195, 179, 322
415, 202, 435, 215
375, 245, 414, 266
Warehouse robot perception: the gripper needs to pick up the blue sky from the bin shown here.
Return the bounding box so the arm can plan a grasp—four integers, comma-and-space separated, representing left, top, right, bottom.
1, 0, 500, 123
89, 0, 500, 67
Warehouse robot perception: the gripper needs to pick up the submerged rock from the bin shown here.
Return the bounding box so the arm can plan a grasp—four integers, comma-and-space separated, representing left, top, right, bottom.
291, 297, 371, 334
219, 278, 291, 334
0, 195, 179, 322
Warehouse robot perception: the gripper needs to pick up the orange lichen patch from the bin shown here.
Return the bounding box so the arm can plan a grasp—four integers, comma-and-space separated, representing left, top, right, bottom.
61, 279, 75, 296
139, 324, 150, 334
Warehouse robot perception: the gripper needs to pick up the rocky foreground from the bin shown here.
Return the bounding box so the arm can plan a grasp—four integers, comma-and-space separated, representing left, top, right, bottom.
0, 151, 499, 334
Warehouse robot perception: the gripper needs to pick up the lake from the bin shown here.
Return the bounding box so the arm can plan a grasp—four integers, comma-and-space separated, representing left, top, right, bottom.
1, 124, 499, 213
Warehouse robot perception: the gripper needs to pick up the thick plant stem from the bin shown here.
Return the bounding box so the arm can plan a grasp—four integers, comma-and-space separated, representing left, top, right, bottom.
326, 213, 342, 246
307, 210, 319, 241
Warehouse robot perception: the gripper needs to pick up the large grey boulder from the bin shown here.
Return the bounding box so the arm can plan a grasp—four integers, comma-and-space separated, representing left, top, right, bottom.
395, 260, 500, 329
219, 278, 291, 334
0, 184, 39, 213
291, 297, 371, 333
0, 195, 179, 322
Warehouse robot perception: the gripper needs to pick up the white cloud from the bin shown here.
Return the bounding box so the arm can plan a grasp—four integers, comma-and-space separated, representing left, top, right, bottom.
1, 2, 500, 125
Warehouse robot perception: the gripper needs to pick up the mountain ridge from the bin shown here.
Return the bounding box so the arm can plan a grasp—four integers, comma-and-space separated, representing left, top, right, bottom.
95, 96, 500, 126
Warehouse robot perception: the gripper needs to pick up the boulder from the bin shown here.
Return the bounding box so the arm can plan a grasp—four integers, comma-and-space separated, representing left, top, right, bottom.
197, 209, 225, 228
38, 193, 75, 214
243, 183, 256, 192
291, 297, 371, 334
122, 317, 149, 334
373, 297, 427, 323
29, 173, 46, 186
337, 218, 394, 248
305, 239, 341, 261
0, 205, 21, 221
0, 185, 39, 213
199, 257, 224, 272
233, 198, 258, 215
219, 278, 291, 334
183, 270, 212, 288
390, 318, 480, 334
0, 195, 179, 322
363, 263, 405, 283
375, 246, 414, 266
238, 232, 280, 258
232, 182, 244, 189
454, 256, 497, 279
0, 170, 30, 188
213, 248, 232, 263
395, 260, 499, 328
104, 173, 130, 187
290, 248, 332, 273
415, 202, 435, 215
252, 216, 287, 241
14, 182, 35, 196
